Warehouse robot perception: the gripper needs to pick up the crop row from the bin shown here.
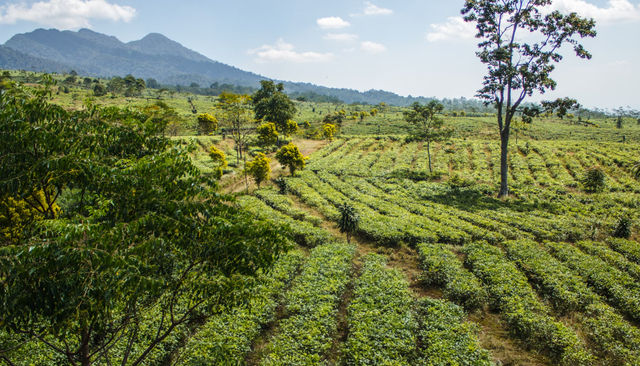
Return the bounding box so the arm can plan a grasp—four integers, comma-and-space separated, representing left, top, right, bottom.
608, 237, 640, 264
178, 251, 305, 365
343, 254, 417, 365
503, 240, 640, 364
415, 298, 492, 366
416, 242, 486, 310
236, 195, 332, 247
575, 240, 640, 281
254, 187, 323, 227
545, 241, 640, 322
462, 242, 593, 365
262, 243, 356, 366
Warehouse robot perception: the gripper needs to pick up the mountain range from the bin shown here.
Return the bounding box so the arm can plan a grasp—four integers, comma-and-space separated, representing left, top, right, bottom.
0, 28, 448, 106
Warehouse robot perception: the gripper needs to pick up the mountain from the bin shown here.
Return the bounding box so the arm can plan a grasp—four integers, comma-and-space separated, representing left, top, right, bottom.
2, 28, 265, 87
1, 28, 449, 106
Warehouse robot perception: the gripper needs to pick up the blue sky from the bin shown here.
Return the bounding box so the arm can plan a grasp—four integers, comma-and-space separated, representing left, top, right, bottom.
0, 0, 639, 110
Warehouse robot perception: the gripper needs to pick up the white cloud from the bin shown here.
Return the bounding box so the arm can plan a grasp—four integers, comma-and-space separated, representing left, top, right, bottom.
317, 16, 351, 29
426, 16, 476, 42
544, 0, 640, 24
248, 39, 335, 63
351, 2, 394, 17
0, 0, 136, 29
323, 33, 359, 42
361, 41, 386, 54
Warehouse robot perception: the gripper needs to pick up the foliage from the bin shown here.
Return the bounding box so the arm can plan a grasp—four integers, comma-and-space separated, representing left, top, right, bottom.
254, 188, 323, 227
197, 112, 218, 135
613, 216, 632, 239
462, 0, 596, 196
245, 153, 271, 188
0, 79, 291, 366
582, 166, 606, 192
415, 298, 492, 365
0, 194, 45, 245
403, 101, 453, 172
275, 143, 308, 176
262, 243, 355, 366
275, 176, 289, 195
252, 80, 297, 137
323, 123, 337, 141
343, 254, 418, 365
177, 251, 304, 365
257, 122, 279, 145
463, 242, 593, 365
209, 145, 228, 179
337, 203, 360, 244
93, 83, 107, 97
217, 92, 254, 161
417, 243, 486, 310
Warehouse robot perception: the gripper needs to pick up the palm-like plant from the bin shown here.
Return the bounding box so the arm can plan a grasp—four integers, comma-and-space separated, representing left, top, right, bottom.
337, 203, 360, 244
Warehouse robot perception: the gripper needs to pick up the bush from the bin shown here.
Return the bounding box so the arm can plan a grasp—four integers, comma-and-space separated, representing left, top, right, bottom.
613, 216, 632, 239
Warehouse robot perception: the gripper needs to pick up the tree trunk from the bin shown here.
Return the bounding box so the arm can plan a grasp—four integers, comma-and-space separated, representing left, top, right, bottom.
427, 140, 432, 173
498, 128, 510, 198
81, 328, 90, 366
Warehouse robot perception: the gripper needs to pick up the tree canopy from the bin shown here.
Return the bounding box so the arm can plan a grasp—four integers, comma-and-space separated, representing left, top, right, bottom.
404, 101, 454, 173
252, 80, 297, 137
0, 78, 290, 365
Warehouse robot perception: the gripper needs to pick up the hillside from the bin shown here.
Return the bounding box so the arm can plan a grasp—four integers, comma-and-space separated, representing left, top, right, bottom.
2, 28, 453, 106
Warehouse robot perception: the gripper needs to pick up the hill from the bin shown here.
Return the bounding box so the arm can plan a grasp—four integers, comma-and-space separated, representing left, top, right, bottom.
2, 28, 450, 106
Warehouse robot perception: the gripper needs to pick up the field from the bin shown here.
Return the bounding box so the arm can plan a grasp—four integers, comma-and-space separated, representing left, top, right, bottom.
4, 70, 640, 365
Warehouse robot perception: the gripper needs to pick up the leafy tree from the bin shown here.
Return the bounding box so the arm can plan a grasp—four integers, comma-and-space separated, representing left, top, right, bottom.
462, 0, 596, 197
337, 203, 359, 244
257, 122, 279, 146
359, 111, 370, 122
323, 112, 346, 125
93, 83, 107, 97
146, 78, 160, 89
217, 92, 255, 162
404, 101, 454, 173
582, 166, 606, 192
82, 77, 92, 89
209, 145, 228, 179
323, 123, 337, 141
616, 116, 624, 129
0, 192, 54, 245
63, 75, 77, 85
69, 70, 78, 76
370, 108, 378, 117
275, 143, 308, 176
252, 81, 297, 140
107, 76, 124, 95
142, 101, 184, 137
0, 78, 290, 366
197, 113, 218, 135
245, 153, 271, 188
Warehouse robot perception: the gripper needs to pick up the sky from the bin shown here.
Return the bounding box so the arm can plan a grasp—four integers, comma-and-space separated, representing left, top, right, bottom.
0, 0, 639, 110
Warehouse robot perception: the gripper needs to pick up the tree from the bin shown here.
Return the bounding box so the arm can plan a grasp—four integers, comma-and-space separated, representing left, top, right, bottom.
582, 166, 606, 192
337, 203, 359, 244
245, 153, 271, 188
275, 143, 308, 176
197, 113, 218, 135
209, 145, 228, 179
323, 123, 337, 141
93, 83, 107, 97
252, 81, 297, 140
217, 92, 255, 162
403, 101, 454, 173
0, 78, 290, 366
462, 0, 596, 197
107, 77, 124, 95
616, 116, 624, 129
359, 111, 370, 122
256, 122, 279, 146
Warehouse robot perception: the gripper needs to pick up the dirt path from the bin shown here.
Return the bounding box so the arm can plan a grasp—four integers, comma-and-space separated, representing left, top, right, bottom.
225, 139, 328, 194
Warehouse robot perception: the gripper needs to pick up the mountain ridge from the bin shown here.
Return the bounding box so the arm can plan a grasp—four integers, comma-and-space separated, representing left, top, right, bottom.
0, 28, 444, 105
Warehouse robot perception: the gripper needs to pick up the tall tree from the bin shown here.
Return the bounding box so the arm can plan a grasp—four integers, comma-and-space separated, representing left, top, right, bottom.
0, 79, 289, 366
403, 101, 454, 173
217, 92, 254, 162
462, 0, 596, 196
252, 81, 297, 140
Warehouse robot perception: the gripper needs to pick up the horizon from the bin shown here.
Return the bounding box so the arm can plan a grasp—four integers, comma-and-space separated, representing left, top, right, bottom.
0, 0, 639, 110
